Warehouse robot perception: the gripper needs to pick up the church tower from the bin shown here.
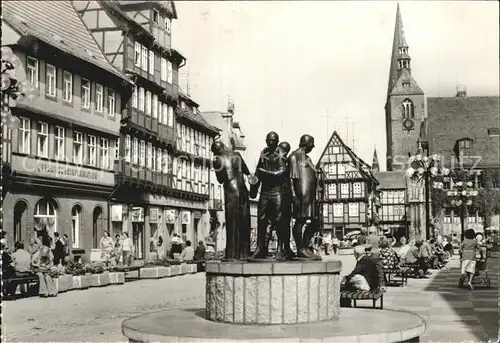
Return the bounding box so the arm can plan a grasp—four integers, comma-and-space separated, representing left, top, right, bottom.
385, 3, 425, 171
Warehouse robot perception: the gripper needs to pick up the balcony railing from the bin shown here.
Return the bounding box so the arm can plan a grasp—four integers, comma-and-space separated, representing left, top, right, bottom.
208, 199, 223, 211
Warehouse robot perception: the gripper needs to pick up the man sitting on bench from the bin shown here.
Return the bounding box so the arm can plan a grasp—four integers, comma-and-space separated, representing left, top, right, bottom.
344, 244, 386, 292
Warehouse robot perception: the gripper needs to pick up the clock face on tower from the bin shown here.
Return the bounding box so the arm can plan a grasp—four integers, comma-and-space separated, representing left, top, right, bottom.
402, 118, 414, 131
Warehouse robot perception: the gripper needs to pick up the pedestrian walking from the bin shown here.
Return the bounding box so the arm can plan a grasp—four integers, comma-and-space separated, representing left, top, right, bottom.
331, 236, 339, 254
121, 232, 134, 266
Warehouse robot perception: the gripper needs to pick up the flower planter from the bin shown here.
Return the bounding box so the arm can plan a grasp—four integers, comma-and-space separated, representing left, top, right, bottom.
55, 274, 74, 293
180, 263, 190, 275
190, 264, 197, 274
89, 271, 110, 287
72, 274, 91, 289
170, 265, 181, 276
109, 272, 125, 285
140, 266, 171, 279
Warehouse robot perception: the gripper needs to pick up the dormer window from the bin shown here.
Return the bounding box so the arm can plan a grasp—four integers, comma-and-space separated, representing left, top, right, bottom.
488, 127, 499, 137
403, 82, 410, 88
401, 99, 414, 119
152, 9, 159, 24
457, 138, 472, 157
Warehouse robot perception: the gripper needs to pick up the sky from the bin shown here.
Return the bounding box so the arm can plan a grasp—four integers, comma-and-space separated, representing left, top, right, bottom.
172, 1, 499, 172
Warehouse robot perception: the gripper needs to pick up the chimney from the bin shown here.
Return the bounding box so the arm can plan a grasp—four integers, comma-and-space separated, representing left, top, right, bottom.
456, 84, 467, 97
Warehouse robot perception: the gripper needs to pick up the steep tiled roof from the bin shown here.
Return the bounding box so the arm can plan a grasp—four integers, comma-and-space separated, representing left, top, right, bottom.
428, 96, 499, 167
374, 171, 406, 189
177, 108, 219, 135
2, 1, 129, 82
389, 69, 424, 96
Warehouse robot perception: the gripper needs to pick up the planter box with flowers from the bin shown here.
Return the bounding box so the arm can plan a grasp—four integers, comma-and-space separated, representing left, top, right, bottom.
108, 268, 125, 285
66, 262, 91, 290
139, 260, 171, 279
50, 266, 73, 293
86, 263, 110, 287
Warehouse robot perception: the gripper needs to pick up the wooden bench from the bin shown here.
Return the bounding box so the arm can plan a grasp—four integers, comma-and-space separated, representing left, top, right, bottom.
340, 289, 384, 309
384, 267, 407, 286
116, 265, 142, 279
2, 275, 39, 299
401, 263, 421, 278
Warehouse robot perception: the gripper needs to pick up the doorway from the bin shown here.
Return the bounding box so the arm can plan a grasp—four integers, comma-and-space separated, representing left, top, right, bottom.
93, 207, 103, 249
133, 222, 144, 260
14, 201, 28, 244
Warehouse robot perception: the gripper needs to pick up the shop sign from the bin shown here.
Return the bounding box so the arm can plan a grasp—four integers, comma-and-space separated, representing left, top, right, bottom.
181, 211, 191, 225
111, 205, 123, 222
131, 207, 144, 222
149, 208, 159, 223
12, 155, 114, 185
165, 209, 176, 224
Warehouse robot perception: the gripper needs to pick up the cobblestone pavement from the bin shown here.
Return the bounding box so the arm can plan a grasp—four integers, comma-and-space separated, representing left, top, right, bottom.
2, 253, 498, 343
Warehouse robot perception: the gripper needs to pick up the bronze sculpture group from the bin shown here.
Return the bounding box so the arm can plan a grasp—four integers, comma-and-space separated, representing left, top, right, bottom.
211, 132, 320, 261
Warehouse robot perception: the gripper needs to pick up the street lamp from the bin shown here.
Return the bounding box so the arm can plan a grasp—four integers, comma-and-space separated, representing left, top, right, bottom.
406, 154, 448, 240
444, 180, 478, 241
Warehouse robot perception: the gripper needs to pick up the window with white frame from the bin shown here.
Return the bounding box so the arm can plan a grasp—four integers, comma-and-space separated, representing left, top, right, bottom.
36, 122, 48, 157
146, 142, 153, 169
152, 94, 158, 119
63, 71, 73, 103
96, 84, 104, 112
353, 182, 362, 196
340, 183, 349, 198
88, 135, 97, 166
328, 164, 335, 176
132, 86, 138, 108
125, 135, 131, 162
333, 203, 343, 217
166, 18, 171, 33
160, 58, 167, 81
141, 46, 148, 71
139, 140, 145, 167
46, 64, 56, 97
163, 150, 169, 174
73, 131, 83, 164
328, 184, 337, 199
148, 50, 155, 75
134, 42, 141, 67
348, 203, 359, 217
115, 138, 119, 160
157, 148, 162, 172
151, 145, 155, 171
81, 78, 91, 109
54, 126, 65, 160
167, 60, 172, 84
132, 137, 139, 164
100, 138, 109, 169
145, 91, 151, 115
27, 57, 39, 88
19, 118, 30, 154
107, 89, 116, 116
157, 101, 163, 123
337, 164, 345, 176
167, 105, 174, 127
139, 88, 145, 112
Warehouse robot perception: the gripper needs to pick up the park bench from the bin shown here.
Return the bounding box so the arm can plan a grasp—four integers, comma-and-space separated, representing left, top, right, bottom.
340, 289, 384, 309
383, 267, 408, 286
116, 265, 142, 279
2, 274, 39, 300
401, 263, 422, 278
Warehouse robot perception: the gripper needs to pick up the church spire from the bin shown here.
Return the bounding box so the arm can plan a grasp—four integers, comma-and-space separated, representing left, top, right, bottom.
372, 148, 380, 172
387, 3, 412, 97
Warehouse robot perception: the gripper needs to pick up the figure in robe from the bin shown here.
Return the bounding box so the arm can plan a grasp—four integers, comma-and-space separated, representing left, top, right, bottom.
288, 134, 320, 260
211, 141, 251, 260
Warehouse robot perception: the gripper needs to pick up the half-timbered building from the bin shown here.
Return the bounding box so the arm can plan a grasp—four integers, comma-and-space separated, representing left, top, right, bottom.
74, 0, 211, 260
316, 131, 379, 239
2, 1, 133, 261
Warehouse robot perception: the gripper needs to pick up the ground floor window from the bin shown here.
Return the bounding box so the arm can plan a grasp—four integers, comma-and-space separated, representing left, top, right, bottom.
72, 205, 82, 248
14, 201, 28, 244
93, 207, 103, 249
133, 222, 144, 259
34, 198, 58, 245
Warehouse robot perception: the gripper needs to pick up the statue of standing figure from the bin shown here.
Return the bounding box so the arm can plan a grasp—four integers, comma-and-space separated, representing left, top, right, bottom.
288, 134, 320, 260
211, 141, 251, 260
249, 132, 292, 260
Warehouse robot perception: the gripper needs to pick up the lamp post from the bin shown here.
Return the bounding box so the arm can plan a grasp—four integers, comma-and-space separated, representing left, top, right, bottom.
406, 154, 448, 240
444, 180, 478, 241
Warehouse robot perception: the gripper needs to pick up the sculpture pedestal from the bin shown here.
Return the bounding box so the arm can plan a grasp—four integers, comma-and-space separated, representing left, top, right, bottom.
205, 260, 341, 324
122, 259, 425, 342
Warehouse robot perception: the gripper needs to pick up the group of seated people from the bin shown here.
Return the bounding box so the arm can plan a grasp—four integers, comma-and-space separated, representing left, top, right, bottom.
2, 237, 59, 298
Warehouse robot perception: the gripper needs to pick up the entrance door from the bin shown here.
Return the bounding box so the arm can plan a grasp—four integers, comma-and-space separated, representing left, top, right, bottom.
133, 223, 144, 260
14, 201, 28, 244
93, 207, 103, 249
193, 218, 199, 244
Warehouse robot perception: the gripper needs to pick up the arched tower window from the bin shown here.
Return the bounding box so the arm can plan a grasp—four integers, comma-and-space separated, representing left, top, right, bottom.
402, 99, 414, 119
